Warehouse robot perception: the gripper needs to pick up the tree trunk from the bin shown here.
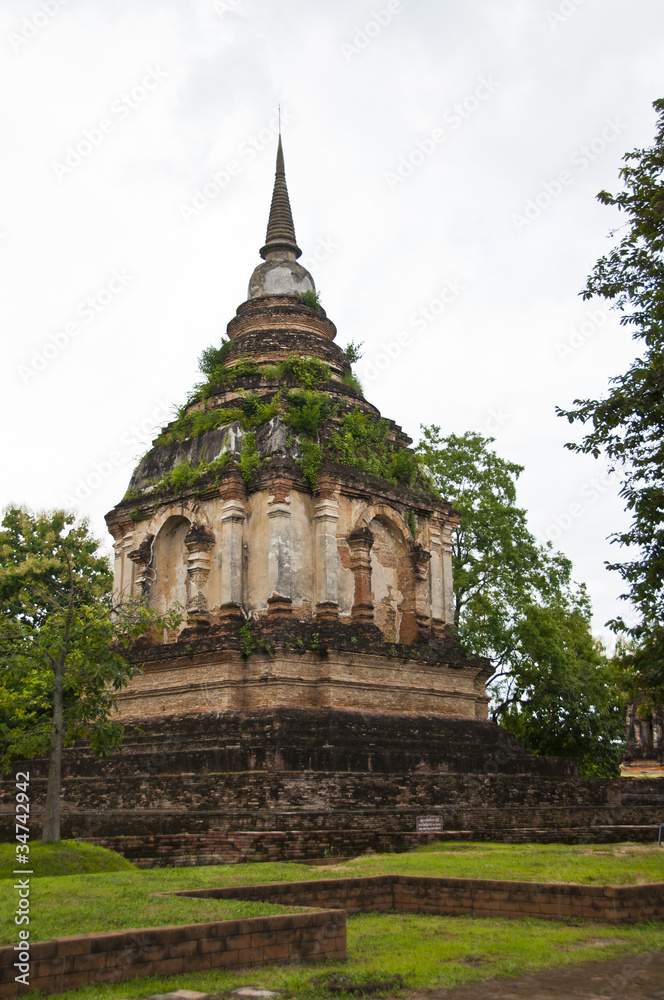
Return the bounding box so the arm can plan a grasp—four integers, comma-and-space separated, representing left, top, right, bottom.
42, 651, 65, 843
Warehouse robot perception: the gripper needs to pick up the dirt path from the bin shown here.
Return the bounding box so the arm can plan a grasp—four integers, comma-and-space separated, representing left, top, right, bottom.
404, 950, 664, 999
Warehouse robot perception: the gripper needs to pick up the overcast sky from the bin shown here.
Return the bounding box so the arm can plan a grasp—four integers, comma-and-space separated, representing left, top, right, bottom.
2, 0, 663, 643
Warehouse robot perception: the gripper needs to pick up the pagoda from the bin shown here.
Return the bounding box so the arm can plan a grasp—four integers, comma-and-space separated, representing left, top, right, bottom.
6, 139, 662, 860
105, 137, 490, 722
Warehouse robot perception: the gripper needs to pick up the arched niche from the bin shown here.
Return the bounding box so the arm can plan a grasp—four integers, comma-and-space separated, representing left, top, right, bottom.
151, 514, 191, 617
366, 513, 418, 644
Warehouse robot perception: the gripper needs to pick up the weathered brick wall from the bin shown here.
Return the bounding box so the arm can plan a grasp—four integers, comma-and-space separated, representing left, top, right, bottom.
84, 826, 661, 868
0, 911, 346, 1000
5, 708, 576, 779
2, 710, 661, 852
173, 874, 664, 924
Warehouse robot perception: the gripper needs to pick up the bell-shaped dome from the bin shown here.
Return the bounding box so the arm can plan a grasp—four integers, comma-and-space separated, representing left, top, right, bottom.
248, 256, 315, 299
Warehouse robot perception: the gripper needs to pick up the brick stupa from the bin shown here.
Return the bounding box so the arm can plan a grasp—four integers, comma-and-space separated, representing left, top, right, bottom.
5, 140, 661, 861
105, 136, 491, 721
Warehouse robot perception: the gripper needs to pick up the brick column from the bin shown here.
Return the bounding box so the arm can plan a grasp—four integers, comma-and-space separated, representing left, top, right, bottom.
429, 521, 444, 622
441, 523, 455, 624
220, 500, 245, 606
268, 479, 293, 607
411, 541, 432, 636
113, 529, 135, 602
314, 496, 340, 615
348, 527, 374, 623
184, 524, 216, 623
127, 533, 155, 599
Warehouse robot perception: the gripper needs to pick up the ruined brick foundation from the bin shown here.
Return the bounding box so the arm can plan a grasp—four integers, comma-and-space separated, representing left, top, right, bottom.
2, 708, 662, 865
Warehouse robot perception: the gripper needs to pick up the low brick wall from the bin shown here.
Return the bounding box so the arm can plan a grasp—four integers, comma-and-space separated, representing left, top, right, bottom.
84, 826, 662, 868
0, 911, 346, 1000
173, 874, 664, 924
86, 830, 434, 867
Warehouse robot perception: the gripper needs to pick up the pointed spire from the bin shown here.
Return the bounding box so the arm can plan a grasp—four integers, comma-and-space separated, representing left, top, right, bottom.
260, 135, 302, 260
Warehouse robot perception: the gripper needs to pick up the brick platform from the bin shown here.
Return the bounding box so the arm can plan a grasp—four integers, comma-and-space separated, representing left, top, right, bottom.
2, 710, 663, 860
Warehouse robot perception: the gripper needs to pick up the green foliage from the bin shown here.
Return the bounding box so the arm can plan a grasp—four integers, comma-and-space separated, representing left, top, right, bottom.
167, 459, 199, 491
154, 405, 242, 446
0, 840, 136, 879
417, 428, 625, 775
556, 98, 664, 695
225, 358, 263, 380
279, 355, 331, 388
239, 621, 253, 657
238, 391, 282, 427
195, 345, 263, 399
154, 392, 282, 449
299, 440, 324, 489
328, 410, 420, 487
498, 602, 627, 776
0, 507, 182, 839
284, 390, 333, 436
198, 339, 232, 378
239, 432, 262, 482
151, 453, 230, 496
344, 340, 364, 364
299, 289, 322, 309
405, 510, 417, 538
391, 448, 418, 486
341, 370, 364, 394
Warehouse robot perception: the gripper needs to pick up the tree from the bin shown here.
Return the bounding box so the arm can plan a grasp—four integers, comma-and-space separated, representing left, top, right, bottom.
417, 428, 625, 775
0, 507, 180, 842
557, 98, 664, 695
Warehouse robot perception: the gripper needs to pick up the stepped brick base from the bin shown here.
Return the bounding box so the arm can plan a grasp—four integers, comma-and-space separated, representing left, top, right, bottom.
2, 709, 662, 858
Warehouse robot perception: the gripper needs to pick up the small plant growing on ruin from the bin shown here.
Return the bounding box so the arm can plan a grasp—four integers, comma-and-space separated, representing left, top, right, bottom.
344, 340, 364, 364
299, 289, 322, 309
239, 622, 253, 657
405, 510, 417, 538
239, 433, 262, 483
341, 370, 364, 395
279, 356, 330, 389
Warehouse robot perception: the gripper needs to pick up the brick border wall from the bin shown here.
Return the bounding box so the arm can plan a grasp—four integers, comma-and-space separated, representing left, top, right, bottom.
3, 874, 662, 998
0, 911, 346, 1000
172, 874, 664, 924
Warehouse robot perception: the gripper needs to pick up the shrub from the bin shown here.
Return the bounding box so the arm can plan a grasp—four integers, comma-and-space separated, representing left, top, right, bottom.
279, 356, 331, 388
239, 432, 262, 482
299, 289, 322, 309
284, 390, 333, 437
198, 340, 232, 377
344, 340, 364, 364
342, 370, 364, 395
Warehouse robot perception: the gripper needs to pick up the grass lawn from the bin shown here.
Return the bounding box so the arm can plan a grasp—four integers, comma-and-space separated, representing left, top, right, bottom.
0, 840, 135, 879
2, 840, 663, 998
